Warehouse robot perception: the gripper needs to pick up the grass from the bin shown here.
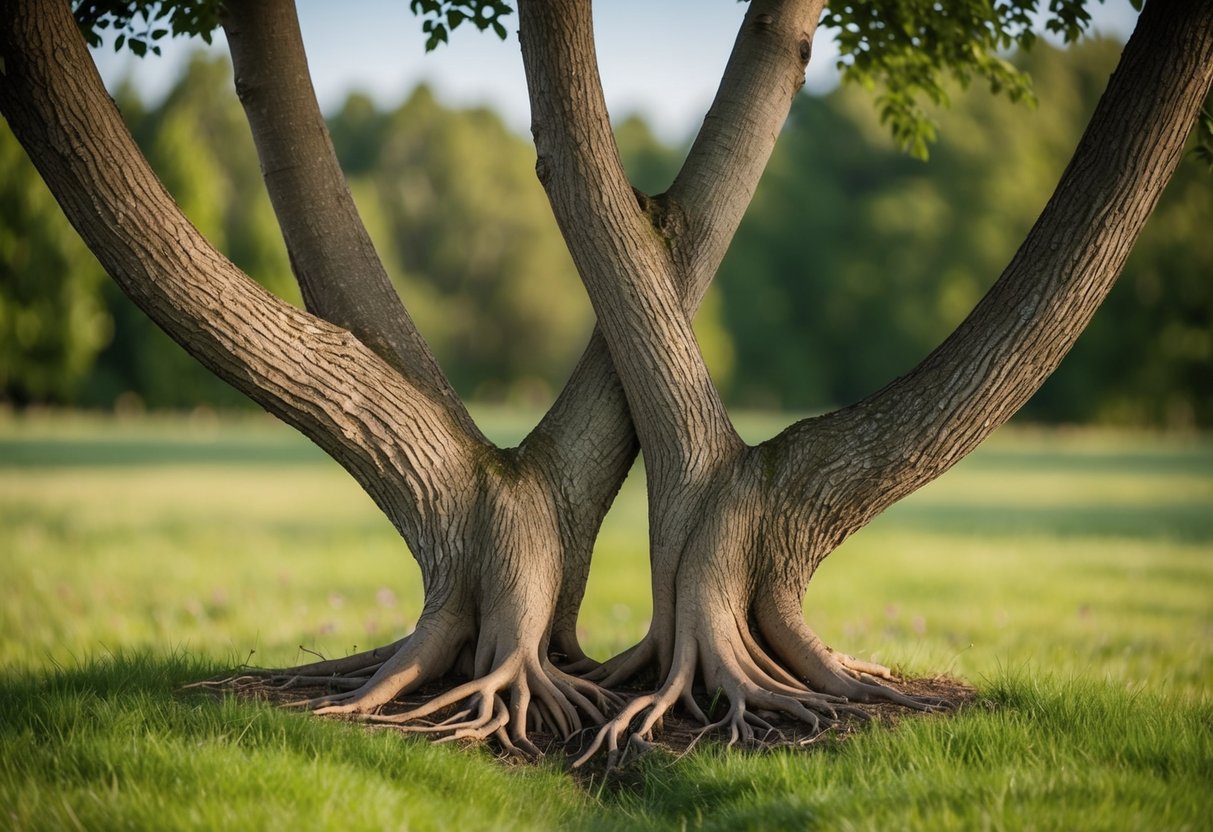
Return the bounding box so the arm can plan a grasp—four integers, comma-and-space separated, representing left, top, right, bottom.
1, 410, 1210, 829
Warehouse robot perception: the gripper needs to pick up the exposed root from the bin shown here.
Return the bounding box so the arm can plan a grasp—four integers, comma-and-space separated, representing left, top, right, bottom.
586, 635, 658, 688
573, 623, 875, 768
277, 638, 406, 678
757, 607, 953, 713
194, 622, 618, 757
830, 649, 897, 682
331, 653, 614, 756
572, 600, 963, 767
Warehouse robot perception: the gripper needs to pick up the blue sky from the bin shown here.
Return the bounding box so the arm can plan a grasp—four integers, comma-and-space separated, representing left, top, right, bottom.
91, 0, 1140, 143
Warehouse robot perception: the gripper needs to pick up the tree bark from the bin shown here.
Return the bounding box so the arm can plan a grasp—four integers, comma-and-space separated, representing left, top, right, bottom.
513, 0, 829, 665
533, 0, 1213, 763
220, 0, 477, 432
0, 0, 616, 753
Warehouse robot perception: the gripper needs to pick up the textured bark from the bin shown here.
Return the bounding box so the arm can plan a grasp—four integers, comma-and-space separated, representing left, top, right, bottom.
518, 0, 826, 682
7, 0, 1206, 762
220, 0, 477, 431
519, 0, 827, 664
0, 0, 610, 750
515, 0, 1213, 761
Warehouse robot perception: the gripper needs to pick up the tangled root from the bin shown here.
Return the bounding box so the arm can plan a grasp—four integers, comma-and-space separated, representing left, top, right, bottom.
574, 606, 952, 767
193, 624, 619, 757
338, 654, 619, 756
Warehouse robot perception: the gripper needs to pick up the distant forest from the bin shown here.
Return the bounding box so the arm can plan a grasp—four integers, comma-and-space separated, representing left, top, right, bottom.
3, 38, 1210, 426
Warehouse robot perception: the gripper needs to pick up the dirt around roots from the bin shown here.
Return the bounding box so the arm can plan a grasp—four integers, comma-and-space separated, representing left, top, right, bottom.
188, 671, 977, 778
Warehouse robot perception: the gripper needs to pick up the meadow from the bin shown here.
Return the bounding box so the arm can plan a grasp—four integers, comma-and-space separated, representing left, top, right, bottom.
1, 411, 1210, 830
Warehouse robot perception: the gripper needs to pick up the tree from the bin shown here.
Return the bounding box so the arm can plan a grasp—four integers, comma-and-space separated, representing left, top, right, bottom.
1, 0, 1209, 762
713, 37, 1213, 425
0, 125, 110, 404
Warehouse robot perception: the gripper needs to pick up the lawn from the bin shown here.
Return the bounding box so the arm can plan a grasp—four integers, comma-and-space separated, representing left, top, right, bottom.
1, 411, 1210, 830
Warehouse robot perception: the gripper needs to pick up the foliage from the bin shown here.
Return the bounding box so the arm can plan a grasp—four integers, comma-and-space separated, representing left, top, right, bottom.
3, 35, 1207, 424
73, 0, 220, 56
0, 130, 110, 404
822, 0, 1110, 158
409, 0, 514, 50
4, 39, 1207, 425
1, 415, 1210, 827
710, 38, 1213, 427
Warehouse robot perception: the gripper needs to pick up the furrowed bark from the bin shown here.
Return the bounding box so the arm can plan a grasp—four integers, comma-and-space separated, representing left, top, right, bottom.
2, 0, 608, 748
771, 0, 1213, 579
221, 0, 482, 438
0, 0, 480, 553
518, 0, 740, 483
518, 0, 825, 664
521, 0, 822, 661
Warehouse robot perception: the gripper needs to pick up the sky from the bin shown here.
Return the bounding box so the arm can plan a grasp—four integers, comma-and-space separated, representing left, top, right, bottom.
91, 0, 1141, 144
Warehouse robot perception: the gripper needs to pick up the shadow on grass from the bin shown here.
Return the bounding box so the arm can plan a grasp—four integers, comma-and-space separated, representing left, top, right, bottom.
0, 652, 585, 829
584, 675, 1213, 831
2, 654, 1210, 831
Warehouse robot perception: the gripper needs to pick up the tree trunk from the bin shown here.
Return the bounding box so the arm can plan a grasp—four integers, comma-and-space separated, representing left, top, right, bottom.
8, 0, 1208, 763
516, 0, 1213, 764
0, 0, 619, 754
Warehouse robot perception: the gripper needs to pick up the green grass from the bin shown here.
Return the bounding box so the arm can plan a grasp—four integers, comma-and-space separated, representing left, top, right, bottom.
1, 411, 1210, 829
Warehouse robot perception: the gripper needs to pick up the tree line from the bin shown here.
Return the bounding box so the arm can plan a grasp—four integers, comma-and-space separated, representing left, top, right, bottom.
2, 37, 1208, 426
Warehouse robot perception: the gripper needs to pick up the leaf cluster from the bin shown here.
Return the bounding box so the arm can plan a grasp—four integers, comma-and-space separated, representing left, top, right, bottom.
1193, 106, 1213, 172
409, 0, 513, 51
823, 0, 1133, 158
73, 1, 221, 57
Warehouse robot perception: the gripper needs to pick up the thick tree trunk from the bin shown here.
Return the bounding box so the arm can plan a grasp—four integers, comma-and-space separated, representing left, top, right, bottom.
518, 0, 826, 681
0, 0, 620, 753
220, 0, 479, 432
517, 0, 1213, 763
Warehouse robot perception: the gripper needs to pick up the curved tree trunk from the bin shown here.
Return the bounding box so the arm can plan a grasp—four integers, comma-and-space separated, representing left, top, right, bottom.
516, 0, 1213, 763
0, 0, 617, 754
7, 0, 1208, 764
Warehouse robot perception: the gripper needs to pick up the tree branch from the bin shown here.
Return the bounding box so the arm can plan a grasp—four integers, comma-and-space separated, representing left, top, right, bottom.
517, 0, 742, 482
519, 3, 823, 632
667, 0, 824, 303
0, 0, 482, 547
522, 0, 824, 482
778, 0, 1213, 543
221, 0, 482, 439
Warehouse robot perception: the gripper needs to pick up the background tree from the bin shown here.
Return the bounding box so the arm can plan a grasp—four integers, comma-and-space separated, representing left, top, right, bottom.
4, 37, 1208, 426
0, 127, 110, 404
714, 38, 1213, 426
1, 0, 1209, 759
